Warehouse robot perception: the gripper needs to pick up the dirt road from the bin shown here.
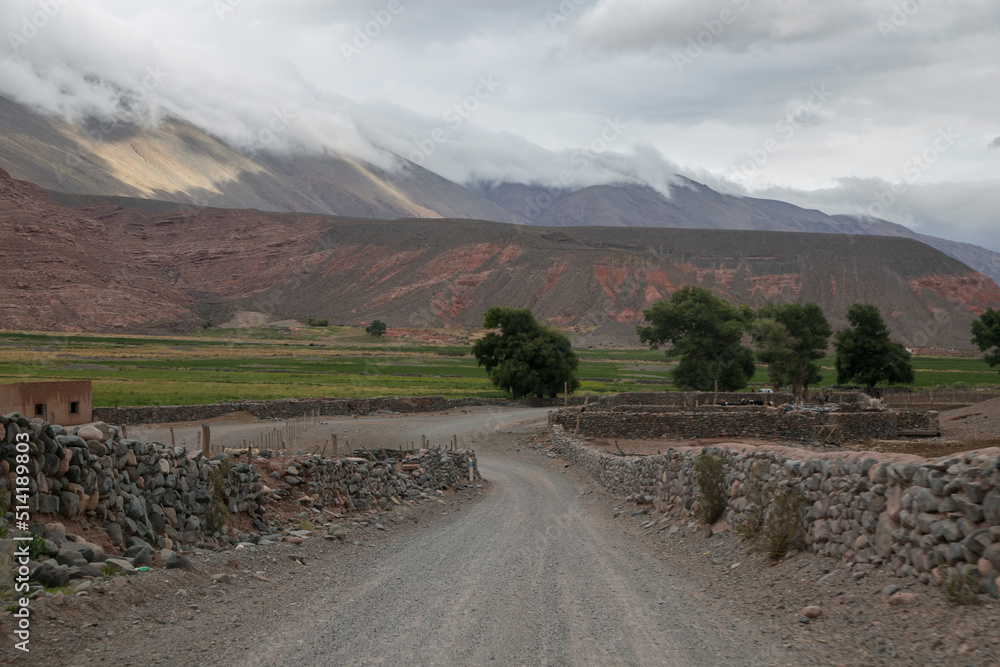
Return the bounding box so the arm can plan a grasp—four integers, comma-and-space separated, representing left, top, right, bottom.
226, 452, 778, 666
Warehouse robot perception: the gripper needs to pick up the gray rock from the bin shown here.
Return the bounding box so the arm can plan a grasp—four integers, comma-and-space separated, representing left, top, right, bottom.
104, 558, 137, 575
31, 563, 70, 588
55, 548, 88, 568
36, 493, 60, 515
104, 522, 124, 547
984, 490, 1000, 524
58, 492, 80, 517
164, 554, 195, 571
61, 542, 95, 563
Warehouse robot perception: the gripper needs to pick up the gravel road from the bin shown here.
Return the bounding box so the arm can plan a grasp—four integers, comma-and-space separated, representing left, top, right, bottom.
233, 452, 779, 666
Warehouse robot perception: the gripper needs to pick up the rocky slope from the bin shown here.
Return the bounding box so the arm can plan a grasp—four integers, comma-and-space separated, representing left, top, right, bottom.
475, 180, 1000, 288
2, 168, 999, 348
2, 96, 997, 290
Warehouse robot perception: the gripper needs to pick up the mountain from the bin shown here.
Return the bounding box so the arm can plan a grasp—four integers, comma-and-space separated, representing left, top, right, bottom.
473, 181, 1000, 287
1, 168, 997, 350
0, 96, 517, 223
2, 95, 998, 289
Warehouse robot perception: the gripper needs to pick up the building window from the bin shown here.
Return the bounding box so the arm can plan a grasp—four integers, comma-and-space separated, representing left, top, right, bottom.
35, 404, 44, 416
69, 402, 79, 414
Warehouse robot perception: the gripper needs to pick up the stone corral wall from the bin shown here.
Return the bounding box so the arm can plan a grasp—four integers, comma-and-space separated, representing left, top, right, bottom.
550, 408, 898, 444
550, 423, 1000, 590
596, 391, 795, 409
265, 449, 479, 512
0, 413, 479, 552
896, 410, 940, 431
0, 413, 264, 550
94, 396, 514, 425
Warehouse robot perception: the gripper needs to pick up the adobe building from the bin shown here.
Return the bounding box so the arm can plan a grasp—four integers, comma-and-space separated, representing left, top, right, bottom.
0, 381, 93, 426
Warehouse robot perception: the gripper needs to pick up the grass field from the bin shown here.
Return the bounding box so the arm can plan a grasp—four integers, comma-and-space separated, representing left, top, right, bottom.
0, 329, 996, 407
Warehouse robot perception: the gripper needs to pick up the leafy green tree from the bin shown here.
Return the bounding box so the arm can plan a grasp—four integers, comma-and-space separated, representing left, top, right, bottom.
472, 307, 579, 399
834, 303, 913, 391
365, 319, 387, 337
971, 308, 1000, 370
752, 303, 832, 400
751, 318, 793, 393
637, 286, 755, 391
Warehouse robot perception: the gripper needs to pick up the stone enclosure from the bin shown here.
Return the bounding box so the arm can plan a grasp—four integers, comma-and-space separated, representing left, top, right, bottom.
549, 400, 1000, 593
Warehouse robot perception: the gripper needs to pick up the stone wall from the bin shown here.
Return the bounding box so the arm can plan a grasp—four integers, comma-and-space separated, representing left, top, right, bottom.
549, 423, 1000, 591
550, 407, 899, 444
0, 412, 479, 553
896, 410, 940, 431
0, 412, 264, 551
596, 391, 795, 409
266, 449, 479, 513
94, 396, 516, 425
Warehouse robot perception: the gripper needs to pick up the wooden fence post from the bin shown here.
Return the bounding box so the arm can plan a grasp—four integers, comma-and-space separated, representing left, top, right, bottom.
202, 424, 211, 457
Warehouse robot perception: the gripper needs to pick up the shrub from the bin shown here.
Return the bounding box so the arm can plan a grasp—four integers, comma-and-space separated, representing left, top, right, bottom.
753, 487, 807, 560
694, 453, 727, 524
205, 461, 232, 534
942, 564, 981, 606
737, 463, 807, 560
306, 317, 328, 327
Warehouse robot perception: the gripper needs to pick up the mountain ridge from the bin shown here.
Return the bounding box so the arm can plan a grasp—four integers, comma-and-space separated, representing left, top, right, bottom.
1, 167, 997, 350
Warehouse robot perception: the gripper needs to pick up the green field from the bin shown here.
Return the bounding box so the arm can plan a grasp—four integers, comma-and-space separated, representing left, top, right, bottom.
0, 329, 995, 407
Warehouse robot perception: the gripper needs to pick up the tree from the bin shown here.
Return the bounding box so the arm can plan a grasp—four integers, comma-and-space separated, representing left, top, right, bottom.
637, 286, 755, 391
752, 303, 832, 400
751, 318, 793, 393
365, 319, 387, 337
306, 317, 328, 327
971, 308, 1000, 370
472, 307, 579, 399
834, 303, 914, 391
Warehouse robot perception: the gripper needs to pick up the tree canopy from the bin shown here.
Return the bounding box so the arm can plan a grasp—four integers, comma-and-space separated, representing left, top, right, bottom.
365, 319, 387, 337
637, 286, 755, 391
752, 303, 832, 400
971, 308, 1000, 370
833, 303, 913, 391
472, 307, 579, 399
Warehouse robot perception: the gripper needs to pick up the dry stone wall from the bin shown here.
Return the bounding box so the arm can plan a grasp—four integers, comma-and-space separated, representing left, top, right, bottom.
596, 391, 795, 409
263, 449, 479, 513
0, 412, 480, 554
551, 407, 900, 444
550, 423, 1000, 593
94, 396, 514, 425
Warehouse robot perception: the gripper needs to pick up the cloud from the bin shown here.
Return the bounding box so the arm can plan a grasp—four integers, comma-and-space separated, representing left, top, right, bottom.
0, 0, 996, 254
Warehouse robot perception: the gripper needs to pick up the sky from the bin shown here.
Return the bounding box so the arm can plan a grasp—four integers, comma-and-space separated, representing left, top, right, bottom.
0, 0, 997, 251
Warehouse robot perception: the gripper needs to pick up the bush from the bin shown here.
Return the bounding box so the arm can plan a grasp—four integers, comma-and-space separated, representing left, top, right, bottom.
942, 564, 981, 606
365, 319, 387, 337
205, 461, 232, 534
694, 454, 727, 524
736, 463, 806, 560
306, 317, 328, 327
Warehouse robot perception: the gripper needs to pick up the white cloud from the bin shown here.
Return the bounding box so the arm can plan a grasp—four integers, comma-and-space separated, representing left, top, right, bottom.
0, 0, 996, 251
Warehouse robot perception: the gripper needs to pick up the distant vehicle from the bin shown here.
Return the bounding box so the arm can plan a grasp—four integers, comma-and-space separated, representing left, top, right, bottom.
757, 388, 774, 393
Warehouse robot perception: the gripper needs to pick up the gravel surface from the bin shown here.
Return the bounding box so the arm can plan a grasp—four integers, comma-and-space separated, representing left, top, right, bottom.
6, 406, 1000, 666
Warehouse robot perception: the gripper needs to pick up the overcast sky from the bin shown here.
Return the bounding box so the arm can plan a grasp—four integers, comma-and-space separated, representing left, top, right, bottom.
1, 0, 997, 251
